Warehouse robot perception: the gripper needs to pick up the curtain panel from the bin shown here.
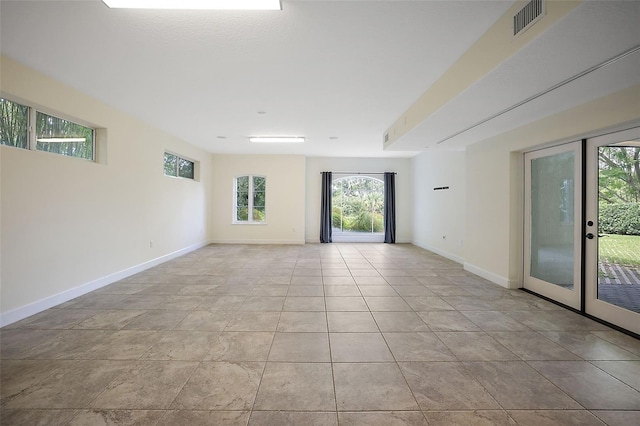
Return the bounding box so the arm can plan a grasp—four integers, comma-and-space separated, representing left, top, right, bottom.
384, 172, 396, 243
320, 171, 332, 243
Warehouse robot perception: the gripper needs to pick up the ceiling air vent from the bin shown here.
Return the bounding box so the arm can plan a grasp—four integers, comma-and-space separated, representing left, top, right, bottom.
513, 0, 545, 37
384, 132, 389, 144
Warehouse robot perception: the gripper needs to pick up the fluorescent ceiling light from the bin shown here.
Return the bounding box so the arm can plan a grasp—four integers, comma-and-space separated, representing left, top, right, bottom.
250, 136, 305, 143
36, 138, 86, 143
102, 0, 282, 10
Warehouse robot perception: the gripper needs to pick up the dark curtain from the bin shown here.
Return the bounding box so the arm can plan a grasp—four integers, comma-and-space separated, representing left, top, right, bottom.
384, 172, 396, 244
320, 171, 332, 243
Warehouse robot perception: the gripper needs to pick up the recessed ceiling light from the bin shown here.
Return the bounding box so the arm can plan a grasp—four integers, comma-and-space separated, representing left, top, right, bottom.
102, 0, 282, 10
250, 136, 305, 143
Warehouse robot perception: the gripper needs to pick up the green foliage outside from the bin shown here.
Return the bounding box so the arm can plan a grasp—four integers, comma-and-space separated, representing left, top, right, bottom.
164, 153, 177, 176
0, 98, 28, 148
236, 176, 265, 222
332, 176, 384, 233
599, 234, 640, 268
597, 146, 640, 269
237, 207, 265, 222
599, 146, 640, 204
598, 146, 640, 237
599, 202, 640, 235
178, 158, 194, 178
164, 153, 194, 179
36, 112, 93, 160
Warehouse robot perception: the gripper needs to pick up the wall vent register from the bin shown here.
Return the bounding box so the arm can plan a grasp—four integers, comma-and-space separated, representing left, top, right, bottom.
513, 0, 545, 36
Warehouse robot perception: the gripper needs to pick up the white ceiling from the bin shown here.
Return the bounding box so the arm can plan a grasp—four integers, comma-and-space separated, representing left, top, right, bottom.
1, 1, 638, 158
389, 0, 640, 152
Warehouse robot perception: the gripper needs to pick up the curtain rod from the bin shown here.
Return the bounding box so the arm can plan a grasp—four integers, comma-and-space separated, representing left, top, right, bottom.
320, 172, 396, 175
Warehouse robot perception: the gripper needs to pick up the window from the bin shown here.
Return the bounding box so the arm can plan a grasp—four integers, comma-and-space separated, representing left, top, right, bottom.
332, 176, 384, 240
0, 97, 95, 160
235, 175, 266, 223
164, 152, 194, 179
0, 98, 28, 149
36, 111, 94, 160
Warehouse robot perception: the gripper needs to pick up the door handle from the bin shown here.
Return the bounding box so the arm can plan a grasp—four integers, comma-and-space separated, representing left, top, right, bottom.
586, 233, 595, 239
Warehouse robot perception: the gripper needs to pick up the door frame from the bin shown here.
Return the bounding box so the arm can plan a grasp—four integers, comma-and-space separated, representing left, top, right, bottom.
584, 127, 640, 335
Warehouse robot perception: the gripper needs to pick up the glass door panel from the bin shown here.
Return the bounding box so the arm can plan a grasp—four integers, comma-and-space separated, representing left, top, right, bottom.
331, 175, 385, 242
524, 142, 582, 309
586, 127, 640, 334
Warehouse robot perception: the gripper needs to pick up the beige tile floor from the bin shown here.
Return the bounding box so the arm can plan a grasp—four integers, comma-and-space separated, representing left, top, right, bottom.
1, 243, 640, 425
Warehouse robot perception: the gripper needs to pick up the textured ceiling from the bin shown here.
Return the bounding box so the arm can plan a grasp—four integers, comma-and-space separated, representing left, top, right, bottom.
1, 1, 637, 157
0, 0, 514, 157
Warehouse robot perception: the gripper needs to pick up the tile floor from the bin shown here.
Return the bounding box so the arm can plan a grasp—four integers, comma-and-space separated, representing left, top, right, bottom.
1, 243, 639, 425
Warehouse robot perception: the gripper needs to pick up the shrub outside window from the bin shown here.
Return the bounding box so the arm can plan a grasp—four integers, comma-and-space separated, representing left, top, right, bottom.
332, 176, 384, 234
164, 152, 194, 179
235, 175, 266, 223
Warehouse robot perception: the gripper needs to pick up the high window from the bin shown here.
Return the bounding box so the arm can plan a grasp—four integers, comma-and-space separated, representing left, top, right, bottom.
235, 175, 266, 223
0, 99, 28, 149
164, 152, 195, 179
332, 176, 384, 241
1, 98, 95, 160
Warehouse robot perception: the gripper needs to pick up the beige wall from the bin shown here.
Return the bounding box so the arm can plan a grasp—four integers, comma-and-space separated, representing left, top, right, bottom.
305, 157, 413, 243
412, 150, 466, 263
465, 85, 640, 288
1, 57, 213, 323
210, 154, 306, 244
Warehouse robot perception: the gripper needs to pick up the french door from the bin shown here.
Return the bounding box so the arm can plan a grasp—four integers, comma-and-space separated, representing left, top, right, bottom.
525, 128, 640, 335
585, 127, 640, 335
524, 142, 582, 310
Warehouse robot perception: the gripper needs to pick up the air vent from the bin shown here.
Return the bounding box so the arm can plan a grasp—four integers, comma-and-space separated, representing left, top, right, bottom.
384, 132, 389, 144
513, 0, 545, 36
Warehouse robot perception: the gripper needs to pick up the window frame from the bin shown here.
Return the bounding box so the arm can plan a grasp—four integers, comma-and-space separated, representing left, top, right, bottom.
163, 151, 196, 180
0, 97, 97, 162
233, 174, 267, 224
331, 174, 385, 243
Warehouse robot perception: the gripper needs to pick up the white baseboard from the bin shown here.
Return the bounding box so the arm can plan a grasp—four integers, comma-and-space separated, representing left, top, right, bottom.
463, 262, 515, 289
412, 240, 465, 265
0, 241, 210, 327
209, 239, 306, 245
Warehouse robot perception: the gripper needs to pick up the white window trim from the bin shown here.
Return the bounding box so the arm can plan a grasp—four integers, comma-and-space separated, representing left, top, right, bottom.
233, 174, 267, 224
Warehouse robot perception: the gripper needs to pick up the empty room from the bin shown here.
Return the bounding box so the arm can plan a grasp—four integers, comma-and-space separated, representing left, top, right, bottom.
1, 1, 639, 425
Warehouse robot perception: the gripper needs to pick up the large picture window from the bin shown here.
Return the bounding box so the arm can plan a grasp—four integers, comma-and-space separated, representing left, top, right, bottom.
0, 97, 95, 160
332, 175, 384, 241
235, 175, 266, 223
